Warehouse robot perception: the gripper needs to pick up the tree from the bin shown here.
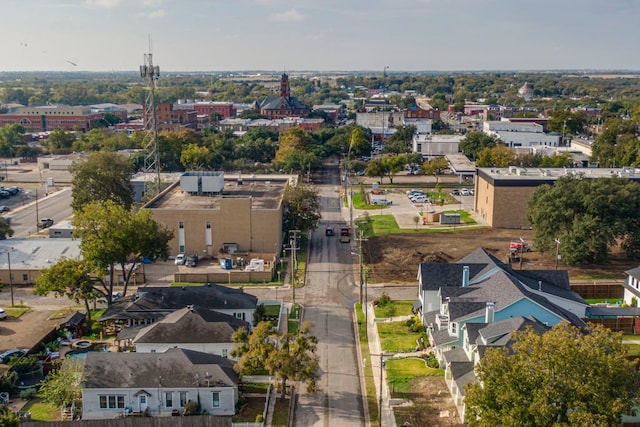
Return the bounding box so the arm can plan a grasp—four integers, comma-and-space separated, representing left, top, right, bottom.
231, 321, 319, 398
459, 132, 499, 160
381, 154, 407, 184
475, 145, 515, 167
527, 175, 640, 264
0, 404, 19, 427
38, 359, 84, 408
34, 259, 102, 323
0, 218, 13, 240
180, 143, 213, 170
69, 151, 134, 212
465, 322, 638, 427
73, 201, 173, 303
422, 157, 449, 183
43, 129, 75, 155
282, 185, 321, 234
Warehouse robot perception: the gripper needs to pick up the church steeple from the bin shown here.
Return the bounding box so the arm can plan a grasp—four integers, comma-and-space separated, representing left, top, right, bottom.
280, 73, 290, 99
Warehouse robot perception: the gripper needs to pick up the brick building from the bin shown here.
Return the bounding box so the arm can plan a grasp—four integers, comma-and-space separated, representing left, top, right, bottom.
149, 103, 198, 132
0, 105, 103, 132
474, 167, 640, 228
259, 73, 309, 119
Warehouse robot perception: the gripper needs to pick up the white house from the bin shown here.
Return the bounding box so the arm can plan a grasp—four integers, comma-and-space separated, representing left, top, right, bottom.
412, 134, 464, 158
133, 306, 249, 357
81, 348, 238, 419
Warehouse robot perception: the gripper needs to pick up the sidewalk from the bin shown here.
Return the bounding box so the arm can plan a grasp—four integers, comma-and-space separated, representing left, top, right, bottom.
365, 302, 397, 427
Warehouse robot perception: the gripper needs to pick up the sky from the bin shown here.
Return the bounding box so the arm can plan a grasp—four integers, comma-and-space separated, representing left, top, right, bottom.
1, 0, 640, 73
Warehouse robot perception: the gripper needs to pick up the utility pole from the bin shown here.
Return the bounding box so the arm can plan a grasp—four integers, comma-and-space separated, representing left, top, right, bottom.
555, 238, 561, 270
286, 230, 301, 304
356, 230, 368, 306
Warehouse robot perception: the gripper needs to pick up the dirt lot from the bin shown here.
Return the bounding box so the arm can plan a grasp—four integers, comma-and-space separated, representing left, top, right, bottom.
364, 228, 636, 284
394, 376, 463, 427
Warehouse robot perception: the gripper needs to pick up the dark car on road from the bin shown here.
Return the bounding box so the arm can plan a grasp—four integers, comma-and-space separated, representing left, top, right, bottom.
325, 227, 334, 236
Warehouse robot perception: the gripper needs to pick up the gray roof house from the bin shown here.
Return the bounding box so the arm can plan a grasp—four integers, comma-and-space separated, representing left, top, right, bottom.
442, 316, 549, 422
81, 348, 238, 420
99, 283, 258, 327
132, 306, 250, 357
416, 248, 588, 423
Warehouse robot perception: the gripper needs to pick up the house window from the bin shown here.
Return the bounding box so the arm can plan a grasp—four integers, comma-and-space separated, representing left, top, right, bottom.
222, 349, 228, 358
212, 391, 220, 408
165, 392, 173, 408
22, 274, 28, 281
99, 395, 125, 409
178, 221, 184, 229
179, 392, 188, 407
451, 322, 457, 335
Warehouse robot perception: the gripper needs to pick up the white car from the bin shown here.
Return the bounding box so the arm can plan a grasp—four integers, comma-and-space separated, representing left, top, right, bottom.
0, 308, 6, 320
174, 254, 186, 265
460, 188, 470, 196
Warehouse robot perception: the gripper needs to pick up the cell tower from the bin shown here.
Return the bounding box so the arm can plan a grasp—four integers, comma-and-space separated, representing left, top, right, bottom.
140, 41, 161, 195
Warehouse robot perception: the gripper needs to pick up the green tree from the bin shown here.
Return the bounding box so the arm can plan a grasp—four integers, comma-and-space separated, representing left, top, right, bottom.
38, 359, 84, 408
0, 404, 19, 427
422, 157, 449, 183
69, 151, 134, 212
459, 132, 499, 160
365, 159, 387, 183
231, 321, 319, 399
0, 218, 13, 240
381, 154, 406, 184
0, 124, 26, 158
44, 129, 75, 155
73, 201, 173, 303
34, 259, 102, 321
465, 322, 638, 427
282, 185, 321, 234
475, 145, 515, 167
180, 143, 213, 170
527, 175, 640, 264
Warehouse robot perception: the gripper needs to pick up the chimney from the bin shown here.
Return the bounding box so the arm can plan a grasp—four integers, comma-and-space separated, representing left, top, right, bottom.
485, 302, 495, 323
462, 266, 470, 287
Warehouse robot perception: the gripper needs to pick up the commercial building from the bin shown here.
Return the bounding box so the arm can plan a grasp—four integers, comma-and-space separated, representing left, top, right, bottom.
145, 172, 295, 259
474, 166, 640, 228
0, 105, 103, 133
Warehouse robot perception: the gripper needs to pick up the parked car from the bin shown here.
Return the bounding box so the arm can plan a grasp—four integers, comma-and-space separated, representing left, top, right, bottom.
185, 253, 199, 267
0, 308, 6, 320
0, 206, 9, 213
38, 218, 54, 229
325, 226, 334, 236
174, 253, 186, 265
469, 189, 475, 196
460, 188, 470, 196
0, 348, 29, 364
0, 191, 9, 198
451, 189, 460, 196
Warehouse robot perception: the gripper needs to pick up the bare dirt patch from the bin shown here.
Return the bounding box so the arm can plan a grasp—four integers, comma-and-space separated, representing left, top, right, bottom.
393, 376, 463, 427
364, 228, 636, 283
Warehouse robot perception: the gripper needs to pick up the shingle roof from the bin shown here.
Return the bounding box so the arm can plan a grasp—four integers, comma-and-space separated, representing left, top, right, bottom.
133, 306, 249, 344
260, 95, 309, 111
626, 266, 640, 280
99, 284, 257, 322
82, 348, 238, 389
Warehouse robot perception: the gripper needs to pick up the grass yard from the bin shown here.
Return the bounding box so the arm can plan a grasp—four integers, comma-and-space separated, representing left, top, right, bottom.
385, 358, 444, 395
374, 300, 415, 318
358, 214, 488, 238
232, 396, 266, 423
584, 298, 623, 305
271, 397, 290, 427
377, 321, 423, 353
21, 398, 61, 422
4, 305, 29, 318
356, 303, 379, 425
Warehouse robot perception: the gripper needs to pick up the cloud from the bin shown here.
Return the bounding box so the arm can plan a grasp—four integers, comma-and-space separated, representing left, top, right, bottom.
268, 8, 305, 23
83, 0, 123, 9
140, 0, 163, 5
147, 9, 166, 19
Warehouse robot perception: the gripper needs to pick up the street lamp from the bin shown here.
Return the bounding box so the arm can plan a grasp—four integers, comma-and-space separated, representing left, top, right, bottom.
555, 238, 561, 270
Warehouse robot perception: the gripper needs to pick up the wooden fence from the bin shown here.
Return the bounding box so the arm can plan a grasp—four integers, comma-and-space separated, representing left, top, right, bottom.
570, 282, 624, 300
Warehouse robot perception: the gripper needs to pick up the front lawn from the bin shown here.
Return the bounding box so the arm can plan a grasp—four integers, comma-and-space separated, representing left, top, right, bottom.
377, 321, 424, 353
4, 305, 29, 318
385, 358, 444, 395
233, 396, 266, 423
374, 300, 415, 318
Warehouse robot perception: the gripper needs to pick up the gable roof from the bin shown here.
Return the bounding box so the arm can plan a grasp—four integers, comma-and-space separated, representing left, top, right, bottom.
626, 266, 640, 280
82, 348, 238, 389
260, 95, 308, 111
133, 306, 249, 344
100, 283, 258, 322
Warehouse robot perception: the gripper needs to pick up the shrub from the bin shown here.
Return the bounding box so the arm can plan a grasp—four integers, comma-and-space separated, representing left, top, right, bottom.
426, 353, 439, 369
373, 292, 391, 307
183, 400, 201, 416
255, 414, 264, 422
10, 356, 40, 375
19, 388, 37, 399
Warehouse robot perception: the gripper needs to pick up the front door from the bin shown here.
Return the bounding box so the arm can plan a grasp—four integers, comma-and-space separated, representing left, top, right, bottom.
138, 395, 147, 412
